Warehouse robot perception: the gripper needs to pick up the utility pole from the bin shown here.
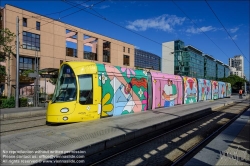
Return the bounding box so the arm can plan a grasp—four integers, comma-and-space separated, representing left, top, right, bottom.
15, 16, 19, 108
34, 51, 39, 107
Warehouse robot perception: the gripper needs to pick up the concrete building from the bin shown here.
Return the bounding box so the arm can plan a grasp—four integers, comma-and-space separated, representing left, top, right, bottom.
0, 4, 135, 96
229, 55, 244, 78
134, 49, 161, 71
162, 41, 175, 74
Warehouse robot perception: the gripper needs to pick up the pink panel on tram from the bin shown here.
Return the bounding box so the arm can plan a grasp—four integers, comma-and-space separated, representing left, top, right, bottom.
150, 72, 183, 110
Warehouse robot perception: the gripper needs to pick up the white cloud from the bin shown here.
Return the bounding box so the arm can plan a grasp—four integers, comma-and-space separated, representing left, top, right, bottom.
99, 5, 110, 9
135, 46, 140, 49
232, 35, 237, 40
126, 14, 186, 32
229, 27, 239, 33
186, 26, 217, 34
226, 35, 238, 40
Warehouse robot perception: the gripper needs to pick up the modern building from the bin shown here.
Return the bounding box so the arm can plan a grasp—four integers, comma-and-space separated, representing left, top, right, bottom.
163, 40, 205, 78
0, 4, 136, 96
162, 40, 175, 74
162, 40, 230, 80
229, 55, 244, 78
223, 64, 230, 78
134, 49, 161, 71
182, 45, 204, 78
216, 60, 224, 79
204, 54, 216, 80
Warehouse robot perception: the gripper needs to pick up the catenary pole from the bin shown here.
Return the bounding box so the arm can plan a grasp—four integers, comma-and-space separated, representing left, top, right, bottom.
15, 16, 19, 108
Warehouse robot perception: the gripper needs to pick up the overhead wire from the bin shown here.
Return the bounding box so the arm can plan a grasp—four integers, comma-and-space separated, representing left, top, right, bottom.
62, 0, 230, 76
171, 0, 230, 59
204, 0, 249, 63
13, 0, 105, 35
61, 0, 176, 53
3, 1, 234, 74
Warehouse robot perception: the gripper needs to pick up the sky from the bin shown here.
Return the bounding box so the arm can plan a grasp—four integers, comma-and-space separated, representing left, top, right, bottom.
1, 0, 249, 80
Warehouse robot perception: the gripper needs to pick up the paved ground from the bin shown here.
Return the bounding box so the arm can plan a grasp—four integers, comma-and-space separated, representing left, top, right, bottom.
0, 97, 245, 166
185, 108, 250, 166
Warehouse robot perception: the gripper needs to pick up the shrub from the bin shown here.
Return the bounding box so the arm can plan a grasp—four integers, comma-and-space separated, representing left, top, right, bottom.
1, 96, 15, 108
20, 98, 27, 107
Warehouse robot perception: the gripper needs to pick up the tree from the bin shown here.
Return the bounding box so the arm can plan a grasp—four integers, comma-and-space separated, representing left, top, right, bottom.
0, 28, 16, 98
218, 75, 247, 92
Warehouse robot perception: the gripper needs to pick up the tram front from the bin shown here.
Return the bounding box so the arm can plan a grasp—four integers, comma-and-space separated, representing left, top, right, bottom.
46, 64, 78, 123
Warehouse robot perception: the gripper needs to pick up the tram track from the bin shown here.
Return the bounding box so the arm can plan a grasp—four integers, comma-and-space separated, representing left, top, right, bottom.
86, 100, 250, 166
0, 116, 48, 136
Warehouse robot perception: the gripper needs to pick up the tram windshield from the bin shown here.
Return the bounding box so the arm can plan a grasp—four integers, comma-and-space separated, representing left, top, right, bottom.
52, 65, 77, 103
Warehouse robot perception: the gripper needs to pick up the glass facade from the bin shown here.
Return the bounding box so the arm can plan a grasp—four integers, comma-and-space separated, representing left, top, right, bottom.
204, 55, 216, 80
174, 41, 204, 78
134, 49, 161, 71
224, 65, 230, 78
216, 61, 224, 79
173, 40, 228, 80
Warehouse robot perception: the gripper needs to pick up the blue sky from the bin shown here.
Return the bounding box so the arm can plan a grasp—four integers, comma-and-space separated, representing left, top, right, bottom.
1, 0, 249, 80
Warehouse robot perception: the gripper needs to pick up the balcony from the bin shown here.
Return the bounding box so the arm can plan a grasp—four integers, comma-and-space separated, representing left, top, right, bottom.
84, 51, 97, 61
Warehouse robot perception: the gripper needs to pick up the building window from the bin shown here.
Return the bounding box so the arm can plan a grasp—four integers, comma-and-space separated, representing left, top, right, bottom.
103, 41, 110, 63
36, 21, 40, 30
123, 55, 130, 66
128, 48, 130, 53
19, 57, 35, 70
123, 47, 125, 52
83, 34, 98, 61
22, 31, 40, 51
23, 18, 27, 27
66, 48, 77, 57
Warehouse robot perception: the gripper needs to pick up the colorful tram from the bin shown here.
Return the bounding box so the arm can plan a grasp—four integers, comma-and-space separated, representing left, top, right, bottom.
46, 62, 231, 123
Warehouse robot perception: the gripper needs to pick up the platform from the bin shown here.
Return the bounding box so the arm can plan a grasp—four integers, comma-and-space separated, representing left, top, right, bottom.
185, 108, 250, 166
0, 96, 248, 165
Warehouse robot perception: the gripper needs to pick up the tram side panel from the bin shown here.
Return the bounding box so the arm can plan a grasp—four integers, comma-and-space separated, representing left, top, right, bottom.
211, 80, 219, 100
226, 83, 232, 97
97, 64, 148, 118
218, 81, 226, 98
150, 72, 183, 109
182, 76, 198, 104
198, 78, 212, 101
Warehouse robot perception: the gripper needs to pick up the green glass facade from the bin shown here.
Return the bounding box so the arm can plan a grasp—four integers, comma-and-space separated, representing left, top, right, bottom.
174, 40, 204, 78
224, 66, 230, 77
216, 61, 224, 79
204, 55, 216, 80
173, 40, 228, 80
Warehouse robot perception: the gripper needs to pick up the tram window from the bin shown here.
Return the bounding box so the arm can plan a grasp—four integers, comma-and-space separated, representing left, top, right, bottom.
78, 74, 93, 104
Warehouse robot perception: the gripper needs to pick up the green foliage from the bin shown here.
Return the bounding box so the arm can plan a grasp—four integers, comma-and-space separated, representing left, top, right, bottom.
0, 96, 15, 108
20, 97, 27, 107
21, 69, 35, 77
0, 65, 6, 82
0, 28, 16, 58
218, 75, 247, 90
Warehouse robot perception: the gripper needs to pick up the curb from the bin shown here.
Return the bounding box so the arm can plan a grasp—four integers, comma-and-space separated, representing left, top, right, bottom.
0, 110, 46, 120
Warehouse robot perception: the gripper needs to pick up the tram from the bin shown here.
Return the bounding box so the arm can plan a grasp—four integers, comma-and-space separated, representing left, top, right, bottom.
46, 62, 231, 123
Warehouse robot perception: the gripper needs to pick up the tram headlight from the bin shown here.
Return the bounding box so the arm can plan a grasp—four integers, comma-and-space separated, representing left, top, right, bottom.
63, 117, 68, 121
60, 108, 69, 113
